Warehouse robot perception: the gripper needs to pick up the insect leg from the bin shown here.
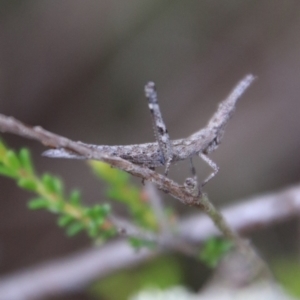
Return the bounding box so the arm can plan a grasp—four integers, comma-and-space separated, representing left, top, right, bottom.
199, 153, 220, 187
144, 81, 173, 175
183, 157, 201, 196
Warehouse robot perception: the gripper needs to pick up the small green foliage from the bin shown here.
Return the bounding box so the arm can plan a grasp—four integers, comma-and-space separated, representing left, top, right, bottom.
69, 189, 81, 205
128, 237, 157, 250
199, 237, 233, 268
42, 173, 64, 195
57, 215, 74, 227
273, 258, 300, 297
66, 221, 85, 236
0, 165, 17, 178
27, 197, 49, 210
0, 139, 117, 241
19, 148, 34, 174
89, 161, 158, 231
90, 255, 182, 300
18, 178, 38, 191
6, 150, 21, 170
0, 139, 170, 248
90, 160, 130, 184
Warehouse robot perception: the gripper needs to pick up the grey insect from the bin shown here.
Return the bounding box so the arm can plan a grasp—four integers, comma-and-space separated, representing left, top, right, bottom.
43, 75, 255, 186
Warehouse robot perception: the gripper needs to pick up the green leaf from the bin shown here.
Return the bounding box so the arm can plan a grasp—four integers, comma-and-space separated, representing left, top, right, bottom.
69, 190, 81, 205
18, 178, 38, 191
48, 201, 64, 213
89, 161, 129, 184
42, 173, 53, 189
27, 197, 49, 210
57, 215, 74, 227
19, 148, 34, 174
83, 204, 111, 221
5, 150, 21, 169
52, 177, 63, 195
0, 140, 7, 155
93, 204, 111, 218
100, 203, 111, 214
87, 225, 99, 238
199, 238, 233, 268
66, 222, 85, 236
0, 165, 17, 178
42, 174, 63, 194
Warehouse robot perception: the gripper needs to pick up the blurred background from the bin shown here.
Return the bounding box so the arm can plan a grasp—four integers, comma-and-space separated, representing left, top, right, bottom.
1, 1, 300, 299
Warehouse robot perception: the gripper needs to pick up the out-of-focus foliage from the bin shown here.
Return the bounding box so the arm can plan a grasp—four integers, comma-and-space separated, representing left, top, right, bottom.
273, 258, 300, 298
198, 237, 233, 268
130, 282, 296, 300
89, 160, 158, 231
0, 139, 237, 264
0, 140, 163, 247
90, 255, 183, 300
0, 139, 116, 242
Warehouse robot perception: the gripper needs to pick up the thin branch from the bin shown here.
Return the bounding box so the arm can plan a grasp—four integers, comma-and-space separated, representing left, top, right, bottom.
179, 184, 300, 242
0, 114, 205, 208
1, 183, 300, 300
0, 113, 241, 243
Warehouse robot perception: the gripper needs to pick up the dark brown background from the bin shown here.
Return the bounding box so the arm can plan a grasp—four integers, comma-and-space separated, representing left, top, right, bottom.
0, 1, 300, 298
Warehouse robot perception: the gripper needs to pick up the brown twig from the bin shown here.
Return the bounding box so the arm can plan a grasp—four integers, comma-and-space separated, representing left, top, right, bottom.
0, 114, 204, 207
